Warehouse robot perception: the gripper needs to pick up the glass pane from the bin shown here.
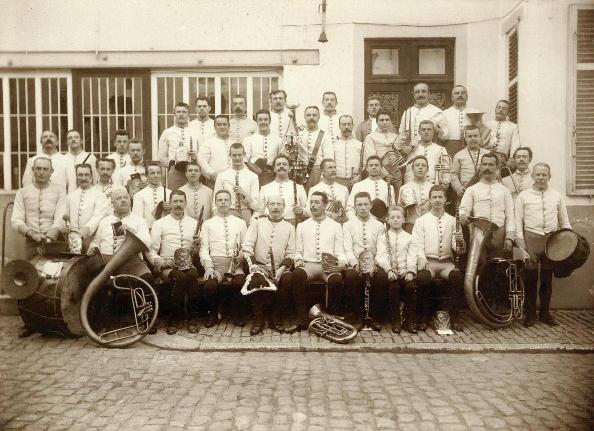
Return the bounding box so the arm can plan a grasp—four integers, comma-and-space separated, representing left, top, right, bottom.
418, 48, 446, 75
220, 77, 229, 115
372, 48, 399, 75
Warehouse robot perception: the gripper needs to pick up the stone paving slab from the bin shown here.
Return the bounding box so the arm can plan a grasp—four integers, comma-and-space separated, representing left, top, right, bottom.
2, 310, 593, 352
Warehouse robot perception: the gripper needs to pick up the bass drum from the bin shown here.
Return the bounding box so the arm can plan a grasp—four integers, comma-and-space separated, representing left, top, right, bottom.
19, 255, 90, 337
545, 229, 590, 278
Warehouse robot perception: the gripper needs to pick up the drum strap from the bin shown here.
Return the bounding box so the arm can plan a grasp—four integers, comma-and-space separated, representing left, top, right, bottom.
307, 130, 325, 176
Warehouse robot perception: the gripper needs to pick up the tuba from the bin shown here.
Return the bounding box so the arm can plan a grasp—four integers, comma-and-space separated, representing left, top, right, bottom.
79, 231, 159, 348
308, 304, 358, 344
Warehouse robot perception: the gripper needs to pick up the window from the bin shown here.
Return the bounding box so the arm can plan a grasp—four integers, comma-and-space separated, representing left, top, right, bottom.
0, 73, 72, 191
569, 6, 594, 194
506, 27, 519, 123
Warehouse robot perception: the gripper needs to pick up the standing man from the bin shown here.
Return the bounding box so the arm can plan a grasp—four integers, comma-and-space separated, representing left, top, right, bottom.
189, 96, 215, 143
200, 190, 248, 327
149, 190, 200, 334
404, 120, 451, 185
347, 156, 395, 220
484, 100, 520, 165
158, 102, 199, 190
398, 156, 432, 232
229, 95, 257, 144
502, 147, 533, 199
515, 163, 571, 327
106, 129, 131, 170
363, 109, 411, 161
451, 125, 490, 199
179, 162, 213, 221
63, 129, 98, 193
12, 157, 65, 260
307, 159, 349, 223
132, 161, 172, 229
443, 85, 472, 157
113, 139, 146, 187
60, 163, 110, 251
342, 192, 387, 330
292, 191, 347, 329
94, 158, 117, 199
294, 106, 330, 191
259, 155, 307, 225
212, 143, 260, 224
269, 90, 290, 141
242, 196, 297, 335
22, 130, 68, 190
319, 91, 342, 150
355, 96, 395, 142
242, 109, 282, 186
331, 115, 363, 188
399, 82, 449, 145
198, 115, 233, 188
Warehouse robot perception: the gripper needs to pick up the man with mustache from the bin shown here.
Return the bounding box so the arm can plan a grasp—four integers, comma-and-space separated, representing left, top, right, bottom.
355, 96, 395, 142
259, 155, 307, 225
501, 147, 534, 199
443, 85, 474, 157
189, 96, 215, 143
213, 143, 260, 224
319, 91, 342, 150
484, 100, 520, 166
242, 109, 282, 186
94, 158, 116, 199
59, 163, 110, 252
179, 161, 213, 221
269, 90, 291, 141
404, 120, 451, 186
200, 190, 248, 328
63, 129, 98, 193
229, 95, 257, 144
158, 102, 200, 191
399, 82, 449, 146
515, 163, 571, 327
242, 195, 297, 335
132, 162, 172, 229
330, 115, 364, 188
307, 159, 349, 224
149, 190, 200, 334
459, 153, 515, 260
22, 130, 68, 190
451, 125, 490, 199
106, 129, 131, 170
113, 139, 147, 188
347, 156, 395, 221
198, 115, 233, 187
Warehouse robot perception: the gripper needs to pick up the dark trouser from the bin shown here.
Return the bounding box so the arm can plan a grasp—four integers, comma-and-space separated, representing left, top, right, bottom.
249, 272, 292, 325
292, 266, 342, 326
416, 269, 464, 323
167, 268, 200, 318
524, 269, 554, 318
203, 274, 247, 318
386, 276, 417, 325
343, 268, 388, 321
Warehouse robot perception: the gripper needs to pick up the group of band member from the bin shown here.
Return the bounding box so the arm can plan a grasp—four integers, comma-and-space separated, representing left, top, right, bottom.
11, 82, 571, 339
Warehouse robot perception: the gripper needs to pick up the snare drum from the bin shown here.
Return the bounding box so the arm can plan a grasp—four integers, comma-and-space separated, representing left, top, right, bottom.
545, 229, 590, 278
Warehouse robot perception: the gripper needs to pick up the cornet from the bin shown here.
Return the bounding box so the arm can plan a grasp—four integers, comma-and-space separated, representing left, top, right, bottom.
225, 233, 242, 280
435, 154, 452, 185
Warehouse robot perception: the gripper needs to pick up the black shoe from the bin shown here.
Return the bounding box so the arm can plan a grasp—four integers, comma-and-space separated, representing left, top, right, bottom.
18, 326, 33, 338
451, 321, 464, 332
524, 315, 537, 327
188, 318, 200, 334
540, 313, 559, 327
205, 312, 218, 328
250, 323, 264, 336
391, 319, 402, 334
404, 322, 417, 334
234, 317, 246, 327
417, 321, 428, 332
148, 325, 157, 334
166, 320, 179, 335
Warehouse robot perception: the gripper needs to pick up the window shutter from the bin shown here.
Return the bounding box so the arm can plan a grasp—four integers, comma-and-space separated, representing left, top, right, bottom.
508, 31, 518, 81
507, 29, 519, 123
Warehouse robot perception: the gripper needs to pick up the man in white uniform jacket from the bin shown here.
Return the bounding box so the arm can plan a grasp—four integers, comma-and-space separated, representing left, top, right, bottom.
307, 159, 349, 223
399, 82, 449, 146
22, 130, 68, 191
132, 162, 172, 229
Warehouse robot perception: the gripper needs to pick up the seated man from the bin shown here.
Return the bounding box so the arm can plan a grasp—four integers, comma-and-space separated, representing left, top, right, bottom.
292, 191, 347, 329
375, 205, 417, 333
242, 196, 296, 335
412, 185, 465, 332
342, 192, 386, 330
199, 190, 248, 327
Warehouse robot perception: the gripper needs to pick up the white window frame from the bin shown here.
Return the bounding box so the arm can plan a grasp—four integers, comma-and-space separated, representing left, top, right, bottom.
568, 4, 594, 196
150, 71, 282, 158
0, 71, 73, 192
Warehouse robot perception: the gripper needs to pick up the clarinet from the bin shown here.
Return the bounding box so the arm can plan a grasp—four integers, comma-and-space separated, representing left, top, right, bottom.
384, 224, 396, 277
269, 246, 276, 278
293, 179, 301, 225
235, 172, 242, 215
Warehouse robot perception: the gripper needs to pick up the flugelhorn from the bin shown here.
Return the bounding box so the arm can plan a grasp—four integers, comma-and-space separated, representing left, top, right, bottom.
308, 304, 358, 344
225, 233, 242, 280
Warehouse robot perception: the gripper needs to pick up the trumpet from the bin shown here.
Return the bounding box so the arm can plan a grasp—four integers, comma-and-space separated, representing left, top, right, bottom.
435, 154, 452, 185
173, 206, 204, 271
225, 233, 242, 280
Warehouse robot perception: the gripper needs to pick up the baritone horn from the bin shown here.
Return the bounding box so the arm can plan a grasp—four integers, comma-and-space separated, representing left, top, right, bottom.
308, 304, 358, 344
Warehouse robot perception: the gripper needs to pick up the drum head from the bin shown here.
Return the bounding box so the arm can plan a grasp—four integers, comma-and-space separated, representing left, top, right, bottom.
546, 229, 578, 262
59, 256, 92, 336
1, 259, 39, 299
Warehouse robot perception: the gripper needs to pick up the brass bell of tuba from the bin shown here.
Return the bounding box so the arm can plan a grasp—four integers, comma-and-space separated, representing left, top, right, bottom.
308, 304, 358, 344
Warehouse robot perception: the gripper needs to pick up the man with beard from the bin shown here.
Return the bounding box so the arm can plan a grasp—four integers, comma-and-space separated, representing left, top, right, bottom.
158, 102, 199, 190
198, 115, 233, 187
292, 191, 346, 329
355, 96, 395, 142
484, 100, 520, 165
22, 130, 68, 190
451, 126, 490, 199
307, 159, 349, 223
132, 162, 172, 229
63, 129, 98, 192
259, 155, 307, 225
443, 85, 473, 157
106, 129, 131, 170
242, 109, 282, 186
347, 156, 395, 220
200, 190, 248, 328
229, 95, 257, 144
515, 163, 571, 327
404, 120, 451, 186
114, 139, 147, 188
242, 196, 297, 335
269, 90, 291, 141
397, 156, 432, 232
189, 96, 215, 143
501, 147, 533, 199
94, 158, 117, 199
59, 163, 110, 252
213, 143, 260, 224
399, 82, 449, 146
330, 115, 363, 188
149, 190, 200, 334
179, 162, 213, 221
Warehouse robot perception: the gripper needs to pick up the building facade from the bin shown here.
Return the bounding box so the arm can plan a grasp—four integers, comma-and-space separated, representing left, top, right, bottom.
0, 0, 592, 308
